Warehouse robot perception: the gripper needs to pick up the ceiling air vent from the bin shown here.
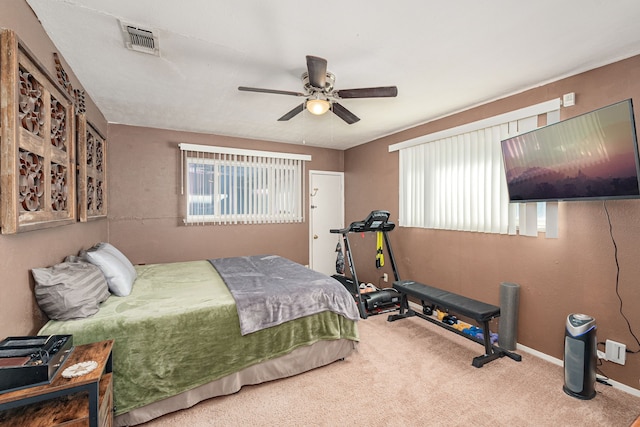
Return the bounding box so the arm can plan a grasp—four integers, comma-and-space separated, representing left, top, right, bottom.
120, 21, 159, 56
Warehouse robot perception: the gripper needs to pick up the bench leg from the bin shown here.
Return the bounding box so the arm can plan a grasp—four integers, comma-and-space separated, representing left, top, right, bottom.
481, 320, 494, 357
471, 320, 523, 367
473, 346, 522, 367
471, 321, 503, 367
472, 352, 502, 368
387, 293, 414, 322
387, 293, 522, 367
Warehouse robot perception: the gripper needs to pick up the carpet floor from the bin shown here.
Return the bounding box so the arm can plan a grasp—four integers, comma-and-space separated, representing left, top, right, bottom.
141, 311, 640, 426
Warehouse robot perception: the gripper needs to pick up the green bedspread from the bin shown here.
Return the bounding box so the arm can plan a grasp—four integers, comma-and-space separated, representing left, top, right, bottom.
38, 260, 359, 415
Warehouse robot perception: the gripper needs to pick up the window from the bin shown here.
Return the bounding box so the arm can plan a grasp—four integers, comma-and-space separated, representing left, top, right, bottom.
179, 144, 310, 225
389, 99, 561, 236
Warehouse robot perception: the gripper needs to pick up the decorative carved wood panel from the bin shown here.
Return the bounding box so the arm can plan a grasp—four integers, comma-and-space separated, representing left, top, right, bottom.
1, 29, 76, 233
53, 53, 86, 115
77, 114, 107, 221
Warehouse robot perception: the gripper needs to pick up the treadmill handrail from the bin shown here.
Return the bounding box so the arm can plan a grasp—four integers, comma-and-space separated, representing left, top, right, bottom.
330, 221, 395, 234
330, 210, 395, 234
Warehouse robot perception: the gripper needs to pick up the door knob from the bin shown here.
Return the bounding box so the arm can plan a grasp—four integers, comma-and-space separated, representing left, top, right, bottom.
313, 234, 319, 239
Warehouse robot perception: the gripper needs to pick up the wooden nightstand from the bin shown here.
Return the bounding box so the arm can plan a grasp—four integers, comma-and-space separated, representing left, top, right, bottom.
0, 339, 114, 427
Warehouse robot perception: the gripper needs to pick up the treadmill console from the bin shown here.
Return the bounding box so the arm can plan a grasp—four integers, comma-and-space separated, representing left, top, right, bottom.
343, 210, 394, 233
363, 210, 390, 229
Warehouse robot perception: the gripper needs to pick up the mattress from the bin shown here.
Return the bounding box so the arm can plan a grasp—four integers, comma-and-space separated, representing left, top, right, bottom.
116, 338, 357, 426
38, 260, 359, 418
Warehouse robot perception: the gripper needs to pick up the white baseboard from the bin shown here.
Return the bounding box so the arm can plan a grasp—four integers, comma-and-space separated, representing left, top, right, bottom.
516, 343, 562, 366
517, 343, 640, 398
405, 302, 640, 397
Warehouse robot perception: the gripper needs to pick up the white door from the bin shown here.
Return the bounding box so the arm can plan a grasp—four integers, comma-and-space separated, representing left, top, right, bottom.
309, 171, 344, 275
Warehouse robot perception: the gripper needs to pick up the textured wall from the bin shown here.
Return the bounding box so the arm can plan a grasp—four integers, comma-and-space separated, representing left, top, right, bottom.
106, 124, 344, 266
344, 55, 640, 390
2, 0, 639, 395
0, 0, 108, 337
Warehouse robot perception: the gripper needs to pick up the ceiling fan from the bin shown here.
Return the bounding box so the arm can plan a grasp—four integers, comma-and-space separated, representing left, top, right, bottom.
238, 55, 398, 124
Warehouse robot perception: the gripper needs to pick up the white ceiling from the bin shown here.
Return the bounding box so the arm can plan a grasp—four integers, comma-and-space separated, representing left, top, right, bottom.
26, 0, 640, 150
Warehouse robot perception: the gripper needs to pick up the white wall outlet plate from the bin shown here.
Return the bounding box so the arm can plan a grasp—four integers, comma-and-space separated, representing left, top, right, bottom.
562, 92, 576, 107
605, 339, 626, 365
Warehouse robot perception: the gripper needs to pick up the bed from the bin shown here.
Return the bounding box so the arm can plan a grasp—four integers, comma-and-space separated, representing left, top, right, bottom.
36, 252, 360, 426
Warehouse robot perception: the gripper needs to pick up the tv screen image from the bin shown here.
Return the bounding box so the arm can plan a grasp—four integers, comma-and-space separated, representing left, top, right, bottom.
501, 99, 640, 202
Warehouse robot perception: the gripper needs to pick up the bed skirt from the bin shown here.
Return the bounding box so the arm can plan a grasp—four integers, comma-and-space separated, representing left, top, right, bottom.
115, 338, 358, 426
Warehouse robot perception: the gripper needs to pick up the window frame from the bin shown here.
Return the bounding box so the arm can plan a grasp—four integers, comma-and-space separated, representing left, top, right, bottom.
179, 143, 310, 225
389, 100, 561, 236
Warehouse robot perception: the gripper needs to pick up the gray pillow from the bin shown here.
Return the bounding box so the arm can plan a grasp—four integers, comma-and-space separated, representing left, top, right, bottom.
32, 259, 110, 320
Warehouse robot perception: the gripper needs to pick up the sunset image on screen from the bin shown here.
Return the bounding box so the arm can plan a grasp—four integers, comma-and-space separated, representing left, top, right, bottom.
501, 100, 640, 201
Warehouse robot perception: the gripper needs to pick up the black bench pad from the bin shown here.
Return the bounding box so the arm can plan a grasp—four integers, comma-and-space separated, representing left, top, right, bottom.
392, 280, 500, 322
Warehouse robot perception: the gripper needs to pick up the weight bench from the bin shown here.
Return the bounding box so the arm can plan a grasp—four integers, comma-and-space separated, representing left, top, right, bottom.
387, 280, 521, 367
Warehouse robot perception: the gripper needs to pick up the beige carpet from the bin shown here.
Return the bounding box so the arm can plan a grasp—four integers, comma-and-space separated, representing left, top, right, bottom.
142, 312, 640, 426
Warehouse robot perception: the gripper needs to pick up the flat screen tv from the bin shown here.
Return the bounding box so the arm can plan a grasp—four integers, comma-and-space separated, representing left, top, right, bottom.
501, 99, 640, 202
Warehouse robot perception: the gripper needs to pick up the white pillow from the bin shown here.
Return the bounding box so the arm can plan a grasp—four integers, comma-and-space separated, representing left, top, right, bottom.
100, 243, 137, 278
82, 243, 137, 296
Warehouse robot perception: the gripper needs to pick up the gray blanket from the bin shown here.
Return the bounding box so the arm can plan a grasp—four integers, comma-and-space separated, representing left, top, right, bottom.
209, 255, 360, 335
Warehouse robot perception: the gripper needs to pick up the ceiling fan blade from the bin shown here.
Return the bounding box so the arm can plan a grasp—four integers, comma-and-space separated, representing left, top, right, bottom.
238, 86, 305, 97
278, 103, 305, 121
306, 55, 327, 89
335, 86, 398, 99
331, 102, 360, 125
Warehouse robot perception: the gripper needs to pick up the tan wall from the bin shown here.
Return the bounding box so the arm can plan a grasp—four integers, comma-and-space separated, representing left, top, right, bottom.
345, 55, 640, 390
2, 0, 639, 394
106, 124, 344, 266
0, 0, 109, 337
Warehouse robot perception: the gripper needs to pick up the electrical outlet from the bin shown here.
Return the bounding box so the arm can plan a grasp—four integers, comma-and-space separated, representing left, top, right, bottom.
383, 273, 388, 282
605, 339, 626, 365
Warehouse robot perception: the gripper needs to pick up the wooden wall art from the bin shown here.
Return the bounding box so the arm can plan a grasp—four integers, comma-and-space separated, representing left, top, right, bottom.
77, 114, 107, 221
53, 53, 86, 115
0, 29, 76, 234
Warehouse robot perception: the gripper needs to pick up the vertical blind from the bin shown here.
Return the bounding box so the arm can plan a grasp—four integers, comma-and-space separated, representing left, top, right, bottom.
398, 121, 532, 233
179, 143, 311, 225
390, 99, 561, 235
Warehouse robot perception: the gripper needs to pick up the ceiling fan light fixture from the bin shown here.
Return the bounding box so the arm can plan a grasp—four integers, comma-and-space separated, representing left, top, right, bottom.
306, 98, 331, 115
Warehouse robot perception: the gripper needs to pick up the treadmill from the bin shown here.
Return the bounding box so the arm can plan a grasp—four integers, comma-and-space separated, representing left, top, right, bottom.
330, 210, 401, 318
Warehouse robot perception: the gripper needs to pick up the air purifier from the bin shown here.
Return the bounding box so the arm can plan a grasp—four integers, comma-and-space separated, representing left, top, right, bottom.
563, 313, 597, 399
